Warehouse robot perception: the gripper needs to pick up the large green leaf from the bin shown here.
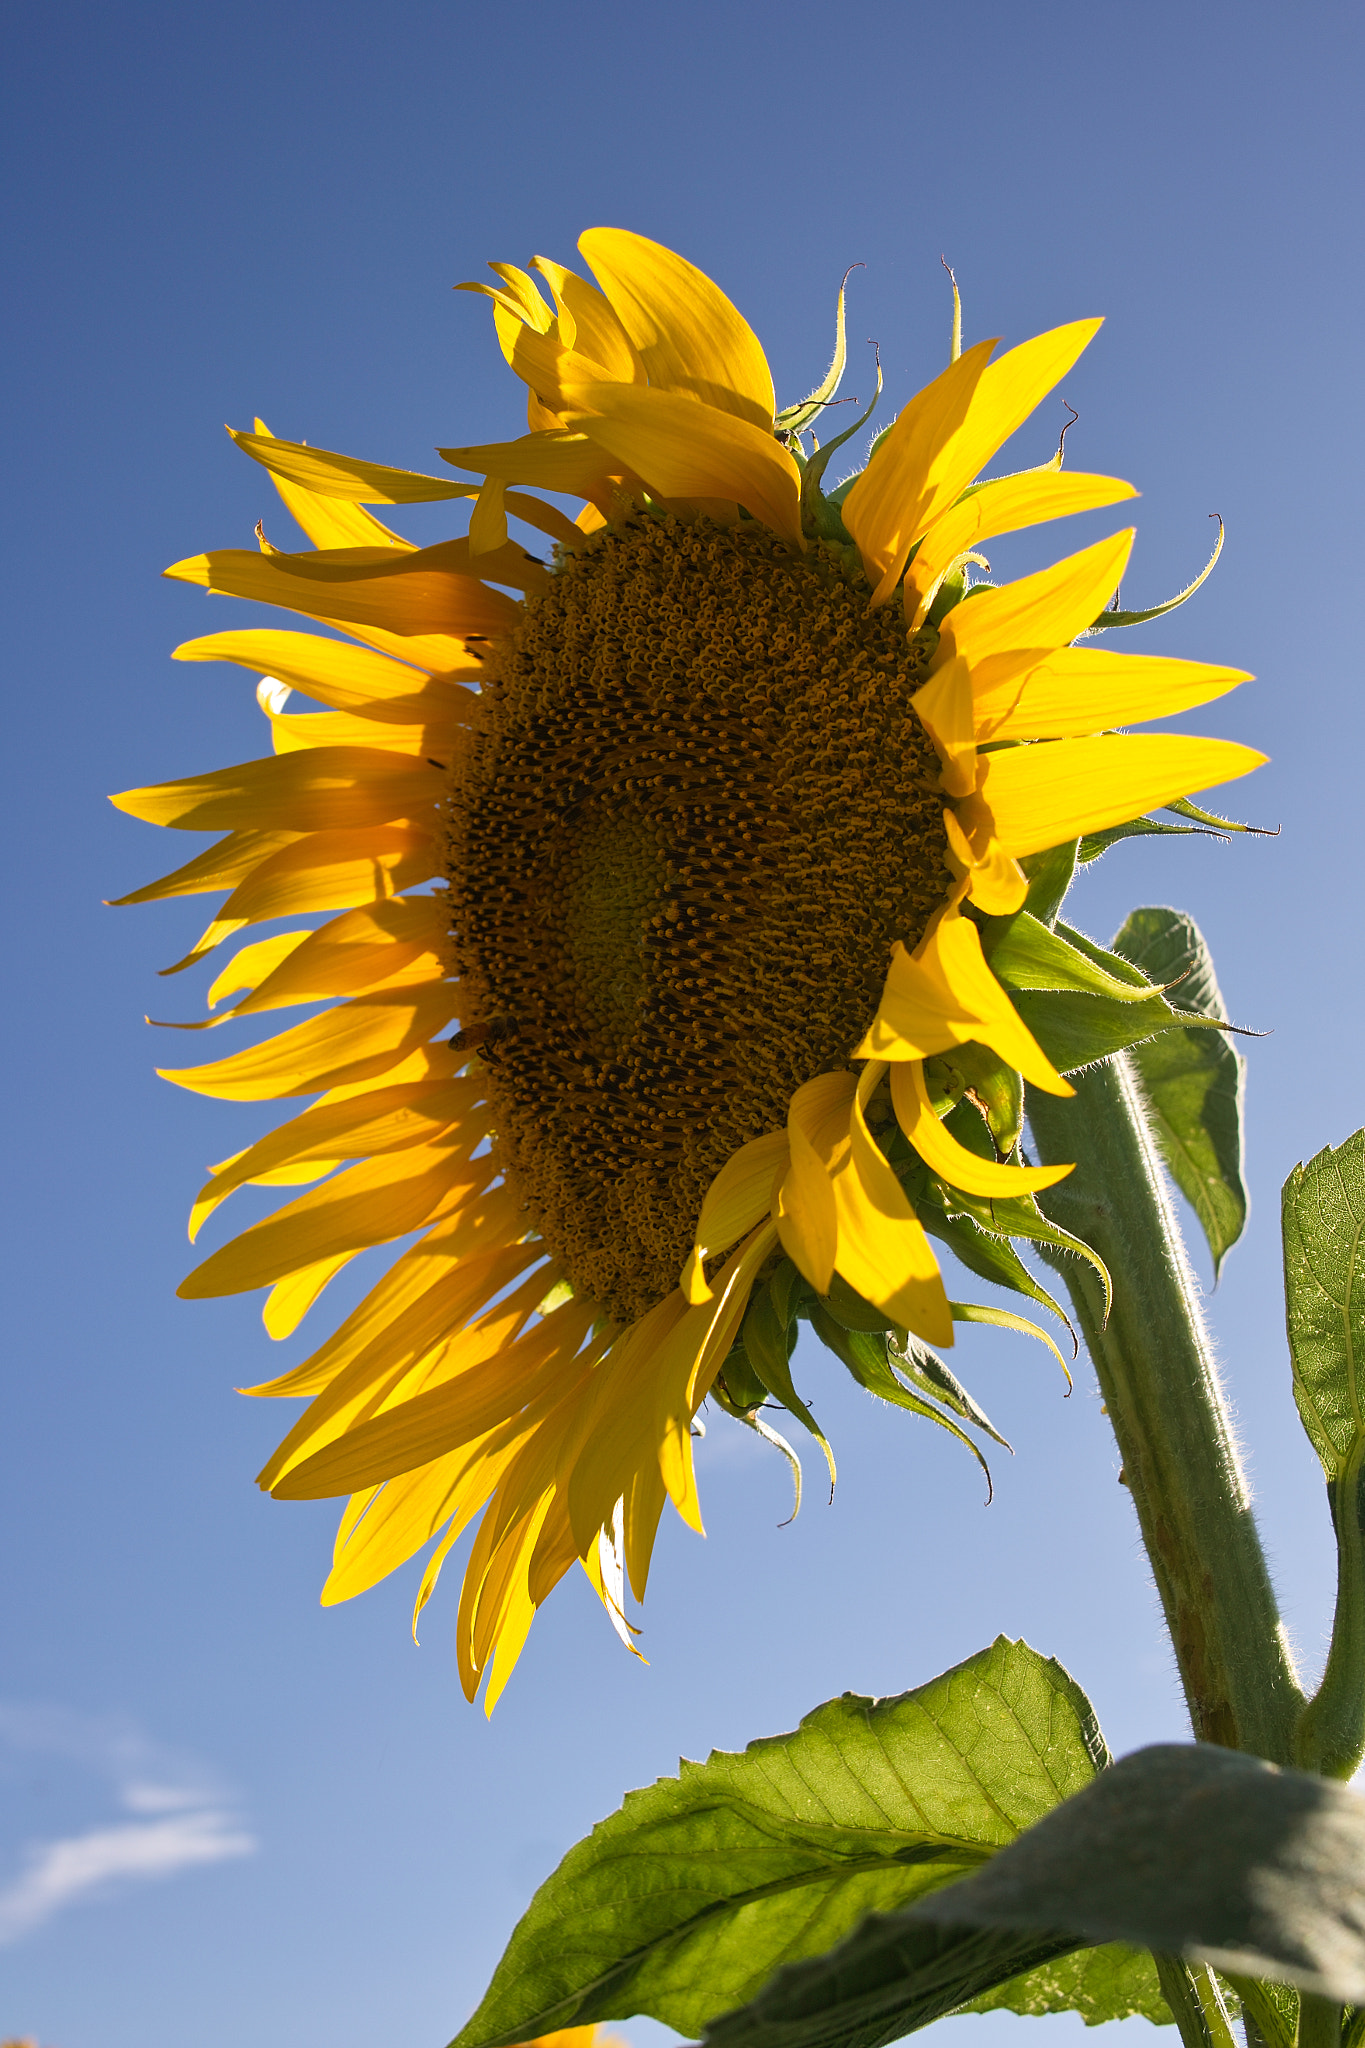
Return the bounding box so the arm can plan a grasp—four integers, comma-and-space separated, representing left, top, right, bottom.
1282, 1131, 1365, 1484
1113, 907, 1249, 1276
1280, 1132, 1365, 1778
960, 1943, 1168, 2025
702, 1745, 1365, 2048
450, 1639, 1108, 2048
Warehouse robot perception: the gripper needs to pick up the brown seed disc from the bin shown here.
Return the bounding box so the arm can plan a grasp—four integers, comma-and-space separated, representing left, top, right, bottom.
444, 513, 950, 1323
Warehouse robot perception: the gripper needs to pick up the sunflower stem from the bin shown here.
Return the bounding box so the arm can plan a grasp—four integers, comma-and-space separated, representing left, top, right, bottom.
1028, 1053, 1304, 1761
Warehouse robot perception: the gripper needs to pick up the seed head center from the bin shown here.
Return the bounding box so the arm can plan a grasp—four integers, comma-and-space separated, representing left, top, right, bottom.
445, 514, 950, 1322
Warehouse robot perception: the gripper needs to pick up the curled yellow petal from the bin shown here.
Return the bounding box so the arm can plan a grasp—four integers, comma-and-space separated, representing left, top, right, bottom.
681, 1128, 790, 1303
858, 911, 1071, 1096
889, 1059, 1072, 1196
776, 1071, 856, 1294
829, 1066, 953, 1345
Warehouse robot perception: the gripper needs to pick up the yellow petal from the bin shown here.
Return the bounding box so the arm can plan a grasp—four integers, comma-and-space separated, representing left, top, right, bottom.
164, 540, 524, 640
258, 1241, 547, 1466
263, 1253, 357, 1339
840, 340, 996, 602
217, 897, 449, 1021
961, 733, 1267, 858
106, 827, 300, 909
904, 468, 1137, 625
578, 227, 775, 431
172, 629, 480, 717
208, 824, 440, 931
158, 983, 458, 1101
941, 809, 1029, 916
879, 321, 1105, 610
248, 419, 412, 551
562, 1294, 688, 1555
910, 657, 977, 797
275, 1300, 597, 1498
559, 383, 802, 546
973, 646, 1253, 742
776, 1071, 856, 1294
830, 1066, 953, 1344
261, 703, 465, 759
939, 530, 1134, 672
438, 430, 632, 499
231, 427, 476, 506
681, 1128, 790, 1303
111, 746, 445, 833
889, 1059, 1072, 1195
531, 256, 643, 381
180, 1149, 501, 1298
858, 910, 1072, 1096
206, 930, 310, 1011
189, 1074, 479, 1240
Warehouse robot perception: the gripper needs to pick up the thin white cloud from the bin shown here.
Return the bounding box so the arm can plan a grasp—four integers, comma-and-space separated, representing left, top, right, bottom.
0, 1809, 255, 1944
0, 1701, 256, 1943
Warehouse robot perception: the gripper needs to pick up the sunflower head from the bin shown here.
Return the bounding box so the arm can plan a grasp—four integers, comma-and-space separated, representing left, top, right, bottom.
113, 228, 1263, 1709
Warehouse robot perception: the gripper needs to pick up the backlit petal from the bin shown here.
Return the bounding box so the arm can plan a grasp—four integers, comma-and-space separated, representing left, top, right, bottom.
579, 227, 775, 430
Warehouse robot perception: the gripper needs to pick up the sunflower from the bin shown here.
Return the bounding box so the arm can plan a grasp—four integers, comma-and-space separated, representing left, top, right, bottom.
113, 229, 1262, 1709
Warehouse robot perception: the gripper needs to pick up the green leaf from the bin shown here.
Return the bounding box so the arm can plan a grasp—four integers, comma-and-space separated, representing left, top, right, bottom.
450, 1639, 1109, 2048
1281, 1131, 1365, 1779
988, 913, 1235, 1076
1112, 908, 1248, 1276
961, 1943, 1169, 2025
703, 1744, 1365, 2048
806, 1304, 1008, 1479
1281, 1131, 1365, 1483
912, 1744, 1365, 1999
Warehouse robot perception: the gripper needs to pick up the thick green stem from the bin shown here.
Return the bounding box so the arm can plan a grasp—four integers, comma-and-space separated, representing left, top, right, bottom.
1296, 1996, 1342, 2048
1028, 1054, 1304, 1761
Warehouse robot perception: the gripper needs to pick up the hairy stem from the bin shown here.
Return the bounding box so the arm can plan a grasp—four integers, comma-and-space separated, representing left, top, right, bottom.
1028, 1053, 1304, 1761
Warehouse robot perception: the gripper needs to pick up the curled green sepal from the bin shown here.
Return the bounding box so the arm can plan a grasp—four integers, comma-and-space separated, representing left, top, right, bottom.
1166, 794, 1276, 835
741, 1282, 837, 1499
776, 266, 860, 437
1082, 514, 1223, 633
709, 1366, 807, 1525
981, 908, 1166, 1003
1078, 816, 1222, 863
800, 363, 885, 530
806, 1304, 997, 1499
952, 1302, 1073, 1387
933, 1180, 1114, 1326
914, 1198, 1079, 1348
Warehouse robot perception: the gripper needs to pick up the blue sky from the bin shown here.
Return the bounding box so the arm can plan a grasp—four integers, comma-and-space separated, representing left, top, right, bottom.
2, 3, 1362, 2043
